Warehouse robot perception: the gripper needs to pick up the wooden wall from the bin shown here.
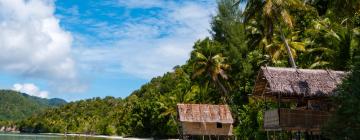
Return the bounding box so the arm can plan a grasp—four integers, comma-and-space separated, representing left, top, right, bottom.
264, 109, 280, 129
263, 108, 330, 132
181, 122, 233, 136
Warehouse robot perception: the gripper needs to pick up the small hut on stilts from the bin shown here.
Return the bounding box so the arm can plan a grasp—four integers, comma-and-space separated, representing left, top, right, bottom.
252, 66, 346, 140
177, 104, 234, 140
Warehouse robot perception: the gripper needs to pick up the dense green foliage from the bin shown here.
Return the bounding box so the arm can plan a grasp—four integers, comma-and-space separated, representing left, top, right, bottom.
15, 0, 360, 139
322, 60, 360, 139
0, 90, 66, 121
18, 97, 122, 134
18, 70, 193, 138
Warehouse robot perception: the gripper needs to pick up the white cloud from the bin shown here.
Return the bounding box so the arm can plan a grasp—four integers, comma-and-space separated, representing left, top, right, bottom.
73, 1, 216, 79
116, 2, 216, 78
12, 83, 49, 98
117, 0, 164, 8
0, 0, 84, 92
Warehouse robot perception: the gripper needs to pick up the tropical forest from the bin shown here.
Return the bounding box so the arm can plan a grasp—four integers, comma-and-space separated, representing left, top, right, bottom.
1, 0, 360, 140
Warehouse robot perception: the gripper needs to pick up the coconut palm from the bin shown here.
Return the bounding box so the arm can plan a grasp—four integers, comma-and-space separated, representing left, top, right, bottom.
190, 38, 230, 103
266, 31, 306, 65
244, 0, 305, 68
304, 18, 360, 70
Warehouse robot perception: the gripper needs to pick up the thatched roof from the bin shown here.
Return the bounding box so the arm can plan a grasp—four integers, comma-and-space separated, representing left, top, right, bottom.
253, 67, 346, 98
177, 104, 233, 124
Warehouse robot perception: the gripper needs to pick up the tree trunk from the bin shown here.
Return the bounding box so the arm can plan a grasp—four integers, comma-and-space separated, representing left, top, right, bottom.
279, 24, 297, 68
215, 79, 228, 103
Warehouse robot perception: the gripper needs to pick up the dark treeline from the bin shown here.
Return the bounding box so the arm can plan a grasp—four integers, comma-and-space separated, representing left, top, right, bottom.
16, 0, 360, 139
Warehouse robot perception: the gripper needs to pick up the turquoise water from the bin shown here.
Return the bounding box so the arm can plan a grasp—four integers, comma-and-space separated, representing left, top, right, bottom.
0, 133, 110, 140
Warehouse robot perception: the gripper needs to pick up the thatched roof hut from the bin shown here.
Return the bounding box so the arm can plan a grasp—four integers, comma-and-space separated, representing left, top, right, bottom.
253, 66, 346, 98
252, 67, 347, 134
177, 104, 234, 136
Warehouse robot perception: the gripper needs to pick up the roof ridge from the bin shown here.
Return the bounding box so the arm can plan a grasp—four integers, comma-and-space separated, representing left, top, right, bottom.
262, 66, 345, 73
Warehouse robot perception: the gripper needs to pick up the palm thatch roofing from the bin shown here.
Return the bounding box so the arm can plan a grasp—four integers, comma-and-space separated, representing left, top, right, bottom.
177, 104, 233, 124
253, 66, 346, 98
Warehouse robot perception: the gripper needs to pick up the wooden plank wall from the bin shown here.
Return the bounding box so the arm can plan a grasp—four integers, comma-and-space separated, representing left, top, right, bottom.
279, 109, 330, 131
181, 122, 233, 136
264, 109, 280, 129
264, 109, 330, 131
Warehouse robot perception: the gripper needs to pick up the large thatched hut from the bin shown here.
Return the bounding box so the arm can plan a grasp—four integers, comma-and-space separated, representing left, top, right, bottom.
177, 104, 234, 139
253, 66, 346, 134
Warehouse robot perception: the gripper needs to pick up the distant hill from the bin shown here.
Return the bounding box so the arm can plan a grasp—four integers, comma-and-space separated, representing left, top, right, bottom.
0, 90, 67, 121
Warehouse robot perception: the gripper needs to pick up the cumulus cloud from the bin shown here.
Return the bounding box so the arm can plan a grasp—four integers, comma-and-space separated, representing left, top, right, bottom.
115, 2, 216, 78
0, 0, 84, 92
72, 1, 216, 79
117, 0, 164, 8
12, 83, 49, 98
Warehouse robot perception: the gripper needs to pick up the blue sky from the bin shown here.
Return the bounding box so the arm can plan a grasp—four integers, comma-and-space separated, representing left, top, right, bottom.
0, 0, 217, 101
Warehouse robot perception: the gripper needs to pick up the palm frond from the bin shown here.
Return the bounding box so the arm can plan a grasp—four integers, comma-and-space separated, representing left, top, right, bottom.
281, 10, 293, 28
219, 69, 228, 80
263, 0, 273, 16
309, 61, 330, 68
194, 52, 208, 60
192, 68, 206, 79
291, 42, 306, 51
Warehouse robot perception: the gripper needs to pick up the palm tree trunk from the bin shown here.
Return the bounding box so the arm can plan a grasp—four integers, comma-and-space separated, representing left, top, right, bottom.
279, 24, 297, 68
215, 79, 228, 103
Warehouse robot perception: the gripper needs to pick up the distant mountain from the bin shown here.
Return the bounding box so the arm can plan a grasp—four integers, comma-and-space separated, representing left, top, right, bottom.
48, 98, 67, 106
0, 90, 67, 121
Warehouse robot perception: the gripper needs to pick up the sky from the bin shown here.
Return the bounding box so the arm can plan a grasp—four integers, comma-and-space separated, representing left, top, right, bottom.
0, 0, 218, 101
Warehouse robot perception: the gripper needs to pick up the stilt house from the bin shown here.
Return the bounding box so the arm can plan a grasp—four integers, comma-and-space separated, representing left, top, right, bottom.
253, 66, 346, 133
177, 104, 234, 138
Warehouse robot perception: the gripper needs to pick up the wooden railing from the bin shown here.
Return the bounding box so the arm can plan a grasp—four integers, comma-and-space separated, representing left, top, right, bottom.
263, 108, 330, 131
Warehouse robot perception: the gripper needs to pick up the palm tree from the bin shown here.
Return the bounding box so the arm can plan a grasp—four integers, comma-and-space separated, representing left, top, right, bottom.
266, 31, 306, 65
246, 19, 269, 54
190, 38, 230, 103
244, 0, 305, 68
304, 18, 360, 70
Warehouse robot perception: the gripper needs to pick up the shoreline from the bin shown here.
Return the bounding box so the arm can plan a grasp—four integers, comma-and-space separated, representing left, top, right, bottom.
0, 132, 179, 140
0, 132, 156, 140
41, 133, 124, 139
40, 133, 156, 140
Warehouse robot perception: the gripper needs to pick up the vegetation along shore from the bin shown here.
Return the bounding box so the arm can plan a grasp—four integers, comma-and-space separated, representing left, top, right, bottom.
0, 0, 360, 139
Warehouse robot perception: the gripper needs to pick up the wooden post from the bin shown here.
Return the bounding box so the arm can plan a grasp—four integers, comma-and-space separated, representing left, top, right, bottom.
265, 96, 268, 110
273, 131, 276, 140
277, 95, 281, 108
305, 132, 310, 140
296, 131, 300, 140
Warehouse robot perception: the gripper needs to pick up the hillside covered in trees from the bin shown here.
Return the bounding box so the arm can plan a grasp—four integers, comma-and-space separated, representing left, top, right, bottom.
0, 90, 66, 122
15, 0, 360, 139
